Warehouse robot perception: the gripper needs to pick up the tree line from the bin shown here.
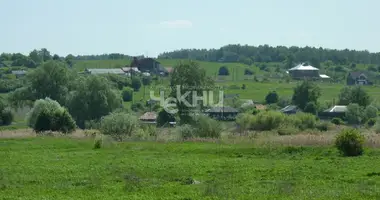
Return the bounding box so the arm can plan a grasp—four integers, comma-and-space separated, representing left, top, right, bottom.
0, 48, 137, 68
157, 44, 380, 66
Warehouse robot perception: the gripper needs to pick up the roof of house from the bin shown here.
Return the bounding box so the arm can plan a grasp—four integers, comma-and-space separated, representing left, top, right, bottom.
85, 68, 125, 74
205, 106, 239, 113
323, 105, 347, 113
280, 105, 299, 112
319, 74, 330, 78
139, 112, 157, 121
288, 63, 319, 71
121, 67, 140, 72
11, 70, 27, 75
348, 71, 368, 79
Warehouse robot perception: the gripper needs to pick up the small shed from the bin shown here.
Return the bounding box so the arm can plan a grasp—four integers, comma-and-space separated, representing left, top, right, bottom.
205, 106, 239, 120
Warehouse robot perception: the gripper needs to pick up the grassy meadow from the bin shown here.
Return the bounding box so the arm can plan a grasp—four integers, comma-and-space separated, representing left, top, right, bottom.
1, 133, 380, 199
2, 58, 380, 199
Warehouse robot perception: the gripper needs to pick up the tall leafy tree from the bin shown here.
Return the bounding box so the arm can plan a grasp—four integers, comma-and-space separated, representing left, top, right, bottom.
292, 80, 321, 110
8, 61, 74, 107
67, 76, 122, 128
338, 86, 371, 107
170, 61, 214, 124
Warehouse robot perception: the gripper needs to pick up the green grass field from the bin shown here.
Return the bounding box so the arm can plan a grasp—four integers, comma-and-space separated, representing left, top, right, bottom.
1, 136, 380, 199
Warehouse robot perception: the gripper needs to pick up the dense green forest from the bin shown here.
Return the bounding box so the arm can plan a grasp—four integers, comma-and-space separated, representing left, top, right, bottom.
157, 44, 380, 67
2, 44, 380, 69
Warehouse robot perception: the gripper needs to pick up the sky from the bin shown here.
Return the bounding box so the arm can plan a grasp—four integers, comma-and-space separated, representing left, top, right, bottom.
0, 0, 379, 57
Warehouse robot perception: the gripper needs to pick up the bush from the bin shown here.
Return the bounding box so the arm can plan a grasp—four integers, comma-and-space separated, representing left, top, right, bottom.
277, 124, 299, 135
251, 111, 286, 131
122, 87, 133, 102
100, 112, 139, 140
364, 105, 378, 122
293, 112, 317, 130
177, 124, 195, 140
131, 102, 145, 112
192, 115, 223, 138
265, 91, 279, 104
218, 66, 229, 76
142, 76, 152, 86
26, 98, 76, 133
316, 121, 333, 132
331, 117, 344, 125
375, 119, 380, 134
366, 118, 376, 127
236, 113, 254, 132
0, 108, 13, 126
335, 128, 365, 157
131, 77, 142, 91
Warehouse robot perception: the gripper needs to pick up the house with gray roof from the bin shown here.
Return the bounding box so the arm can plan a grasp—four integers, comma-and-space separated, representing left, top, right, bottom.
205, 106, 239, 120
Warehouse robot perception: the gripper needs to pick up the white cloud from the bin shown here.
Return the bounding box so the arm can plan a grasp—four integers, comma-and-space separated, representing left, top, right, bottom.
158, 20, 193, 28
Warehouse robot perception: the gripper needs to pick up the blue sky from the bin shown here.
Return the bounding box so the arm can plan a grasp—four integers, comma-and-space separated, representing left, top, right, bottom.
0, 0, 379, 57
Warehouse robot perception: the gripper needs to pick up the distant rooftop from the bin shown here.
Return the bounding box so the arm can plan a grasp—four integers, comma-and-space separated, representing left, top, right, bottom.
85, 68, 125, 74
324, 105, 347, 113
288, 63, 319, 71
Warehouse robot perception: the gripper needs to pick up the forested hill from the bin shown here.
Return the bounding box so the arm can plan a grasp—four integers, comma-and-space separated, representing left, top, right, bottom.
157, 44, 380, 66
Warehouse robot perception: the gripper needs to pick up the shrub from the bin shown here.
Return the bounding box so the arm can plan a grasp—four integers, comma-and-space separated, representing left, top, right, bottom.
26, 98, 76, 133
236, 113, 254, 132
364, 105, 378, 122
142, 76, 152, 86
100, 112, 139, 140
0, 108, 13, 126
131, 102, 145, 112
218, 66, 229, 76
335, 128, 365, 157
316, 121, 333, 132
177, 124, 195, 140
366, 118, 376, 127
192, 115, 223, 138
293, 112, 317, 130
131, 77, 142, 91
251, 111, 285, 131
122, 87, 133, 102
375, 119, 380, 134
277, 124, 299, 135
93, 138, 102, 149
331, 117, 344, 125
265, 91, 279, 104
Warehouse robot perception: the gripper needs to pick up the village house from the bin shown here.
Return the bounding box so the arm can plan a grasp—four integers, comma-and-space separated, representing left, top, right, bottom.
205, 106, 239, 121
319, 105, 347, 119
287, 63, 330, 80
346, 71, 373, 85
130, 57, 169, 76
